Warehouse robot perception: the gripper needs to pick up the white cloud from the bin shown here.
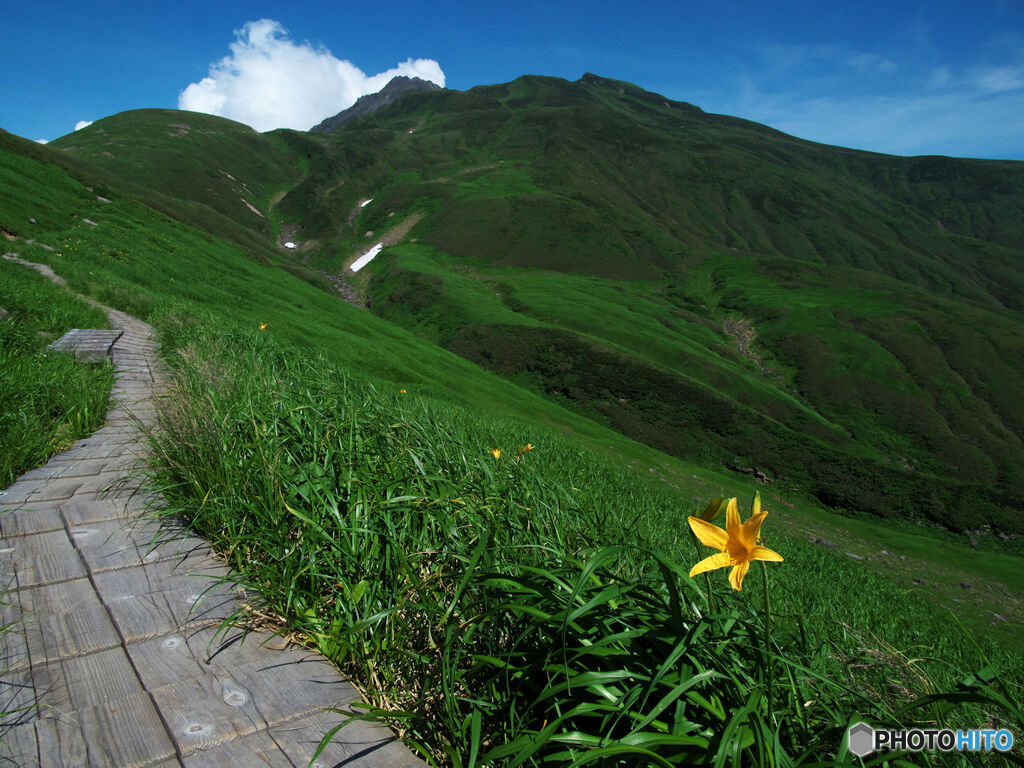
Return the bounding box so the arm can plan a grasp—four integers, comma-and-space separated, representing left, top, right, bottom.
74, 120, 93, 131
35, 138, 49, 144
178, 19, 445, 132
974, 65, 1024, 93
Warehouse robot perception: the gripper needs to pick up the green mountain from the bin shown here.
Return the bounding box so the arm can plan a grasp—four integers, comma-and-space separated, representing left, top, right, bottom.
44, 74, 1024, 537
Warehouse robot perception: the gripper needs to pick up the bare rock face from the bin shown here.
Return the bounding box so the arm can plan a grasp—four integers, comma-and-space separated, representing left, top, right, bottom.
311, 76, 443, 133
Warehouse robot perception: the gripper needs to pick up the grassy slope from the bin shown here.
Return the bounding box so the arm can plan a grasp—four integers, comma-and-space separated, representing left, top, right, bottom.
270, 74, 1024, 538
48, 110, 298, 262
0, 129, 656, 442
0, 137, 115, 483
0, 258, 112, 485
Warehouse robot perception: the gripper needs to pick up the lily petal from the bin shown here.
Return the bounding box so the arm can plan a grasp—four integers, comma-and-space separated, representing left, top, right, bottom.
689, 552, 733, 578
688, 516, 729, 550
750, 545, 783, 563
741, 511, 769, 549
729, 561, 752, 591
725, 497, 741, 539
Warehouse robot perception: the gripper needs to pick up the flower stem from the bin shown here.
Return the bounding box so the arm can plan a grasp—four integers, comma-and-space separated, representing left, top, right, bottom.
761, 560, 774, 729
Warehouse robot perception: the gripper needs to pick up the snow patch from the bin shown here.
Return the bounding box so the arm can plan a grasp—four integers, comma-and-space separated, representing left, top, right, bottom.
284, 242, 297, 249
360, 198, 373, 208
350, 243, 383, 272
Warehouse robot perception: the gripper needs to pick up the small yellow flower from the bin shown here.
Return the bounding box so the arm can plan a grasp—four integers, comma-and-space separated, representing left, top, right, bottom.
400, 389, 407, 394
688, 496, 783, 591
523, 443, 533, 452
259, 323, 267, 331
490, 448, 502, 460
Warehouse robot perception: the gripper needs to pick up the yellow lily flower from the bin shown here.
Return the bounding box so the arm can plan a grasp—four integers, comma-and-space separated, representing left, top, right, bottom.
490, 448, 502, 459
688, 497, 783, 591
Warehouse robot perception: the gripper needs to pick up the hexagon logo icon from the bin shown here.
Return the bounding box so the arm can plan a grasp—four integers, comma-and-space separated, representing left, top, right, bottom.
848, 722, 875, 757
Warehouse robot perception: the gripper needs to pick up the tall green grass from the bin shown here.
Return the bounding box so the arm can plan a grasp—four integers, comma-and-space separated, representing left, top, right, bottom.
0, 258, 112, 485
148, 322, 1023, 766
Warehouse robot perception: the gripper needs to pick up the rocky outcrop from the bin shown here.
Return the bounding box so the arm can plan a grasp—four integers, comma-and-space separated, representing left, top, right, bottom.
311, 76, 443, 133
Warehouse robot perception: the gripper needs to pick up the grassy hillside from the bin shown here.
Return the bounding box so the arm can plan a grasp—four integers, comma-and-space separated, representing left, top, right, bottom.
0, 256, 112, 485
255, 73, 1024, 539
48, 110, 298, 260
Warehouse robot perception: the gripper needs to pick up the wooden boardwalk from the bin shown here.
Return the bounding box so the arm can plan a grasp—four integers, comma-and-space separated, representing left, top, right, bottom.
0, 270, 423, 766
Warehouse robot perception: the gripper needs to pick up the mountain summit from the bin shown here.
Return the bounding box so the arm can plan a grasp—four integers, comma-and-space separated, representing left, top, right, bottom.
311, 76, 443, 133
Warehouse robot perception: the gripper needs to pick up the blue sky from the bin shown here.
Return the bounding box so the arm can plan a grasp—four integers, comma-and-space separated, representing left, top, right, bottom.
3, 0, 1023, 158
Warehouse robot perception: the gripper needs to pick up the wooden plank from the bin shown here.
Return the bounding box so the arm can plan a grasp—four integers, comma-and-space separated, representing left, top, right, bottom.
41, 689, 176, 767
125, 632, 208, 691
0, 480, 47, 505
74, 428, 138, 448
0, 720, 44, 767
60, 498, 141, 525
179, 726, 291, 768
27, 455, 143, 480
0, 597, 30, 671
72, 470, 143, 498
13, 464, 79, 482
24, 478, 89, 503
0, 503, 65, 537
22, 578, 121, 663
93, 560, 237, 642
270, 709, 425, 768
126, 519, 213, 564
26, 657, 71, 718
70, 518, 211, 575
60, 647, 145, 711
68, 521, 148, 573
0, 664, 40, 728
48, 444, 123, 464
186, 625, 360, 725
149, 674, 265, 755
31, 714, 88, 768
8, 530, 87, 587
49, 329, 123, 364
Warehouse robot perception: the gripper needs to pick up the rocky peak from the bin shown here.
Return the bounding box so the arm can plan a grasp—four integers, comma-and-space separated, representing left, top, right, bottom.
310, 76, 443, 133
